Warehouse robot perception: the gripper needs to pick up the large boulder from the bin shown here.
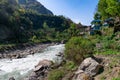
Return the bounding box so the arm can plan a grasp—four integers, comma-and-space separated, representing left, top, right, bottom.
25, 59, 53, 80
72, 70, 93, 80
72, 57, 103, 80
78, 57, 102, 77
34, 59, 52, 72
34, 59, 53, 77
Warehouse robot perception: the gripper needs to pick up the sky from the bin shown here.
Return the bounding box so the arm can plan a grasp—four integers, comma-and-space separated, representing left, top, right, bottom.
38, 0, 99, 25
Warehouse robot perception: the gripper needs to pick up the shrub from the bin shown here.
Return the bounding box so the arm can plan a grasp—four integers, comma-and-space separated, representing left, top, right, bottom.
64, 61, 77, 71
65, 37, 95, 65
112, 78, 120, 80
48, 69, 65, 80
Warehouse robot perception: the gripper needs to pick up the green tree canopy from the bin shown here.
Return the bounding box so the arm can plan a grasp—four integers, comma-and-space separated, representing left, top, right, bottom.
98, 0, 120, 19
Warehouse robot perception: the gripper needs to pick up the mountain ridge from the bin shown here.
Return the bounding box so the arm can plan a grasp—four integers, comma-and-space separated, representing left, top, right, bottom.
17, 0, 53, 15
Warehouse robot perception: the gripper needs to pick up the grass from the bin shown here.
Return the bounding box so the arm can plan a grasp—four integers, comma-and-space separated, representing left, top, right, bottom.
0, 43, 16, 49
48, 61, 77, 80
48, 69, 65, 80
112, 78, 120, 80
95, 49, 120, 55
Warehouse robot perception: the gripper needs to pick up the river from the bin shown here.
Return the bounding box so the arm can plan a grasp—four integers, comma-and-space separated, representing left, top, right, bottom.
0, 44, 65, 80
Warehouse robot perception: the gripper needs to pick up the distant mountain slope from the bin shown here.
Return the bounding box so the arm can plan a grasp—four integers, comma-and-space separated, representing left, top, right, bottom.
17, 0, 53, 15
0, 0, 74, 43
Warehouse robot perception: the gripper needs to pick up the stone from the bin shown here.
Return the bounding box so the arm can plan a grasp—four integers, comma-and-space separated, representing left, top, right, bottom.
26, 59, 53, 80
9, 77, 15, 80
72, 70, 93, 80
56, 52, 63, 57
34, 59, 52, 77
35, 59, 52, 69
0, 54, 3, 58
24, 72, 38, 80
33, 59, 52, 74
61, 40, 66, 44
79, 57, 102, 77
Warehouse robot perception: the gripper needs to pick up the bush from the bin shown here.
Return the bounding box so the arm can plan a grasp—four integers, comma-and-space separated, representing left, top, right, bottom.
64, 61, 77, 71
48, 69, 65, 80
112, 78, 120, 80
65, 37, 95, 65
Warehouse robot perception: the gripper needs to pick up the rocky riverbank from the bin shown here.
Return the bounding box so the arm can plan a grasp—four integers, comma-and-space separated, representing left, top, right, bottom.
23, 57, 103, 80
0, 43, 55, 59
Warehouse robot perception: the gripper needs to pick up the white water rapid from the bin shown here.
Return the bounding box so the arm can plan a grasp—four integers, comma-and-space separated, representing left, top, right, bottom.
0, 44, 65, 80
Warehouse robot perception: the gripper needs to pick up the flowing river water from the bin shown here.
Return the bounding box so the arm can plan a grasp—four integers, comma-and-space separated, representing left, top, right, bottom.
0, 44, 65, 80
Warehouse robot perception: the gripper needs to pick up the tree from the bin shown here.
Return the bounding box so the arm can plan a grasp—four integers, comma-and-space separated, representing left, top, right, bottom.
97, 0, 120, 32
94, 12, 102, 20
98, 0, 120, 19
68, 23, 79, 37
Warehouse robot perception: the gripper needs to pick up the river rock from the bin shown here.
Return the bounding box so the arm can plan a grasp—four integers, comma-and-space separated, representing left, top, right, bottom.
56, 52, 64, 57
0, 54, 3, 58
72, 70, 93, 80
9, 77, 15, 80
26, 59, 53, 80
34, 59, 52, 76
35, 59, 52, 70
61, 40, 66, 44
24, 72, 38, 80
78, 57, 102, 77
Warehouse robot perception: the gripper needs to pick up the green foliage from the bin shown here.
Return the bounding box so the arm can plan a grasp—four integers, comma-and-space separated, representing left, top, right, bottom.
48, 61, 77, 80
64, 61, 77, 71
94, 12, 102, 20
95, 49, 119, 55
98, 0, 120, 19
112, 78, 120, 80
65, 37, 95, 65
67, 23, 80, 37
0, 0, 74, 44
48, 69, 65, 80
92, 28, 120, 55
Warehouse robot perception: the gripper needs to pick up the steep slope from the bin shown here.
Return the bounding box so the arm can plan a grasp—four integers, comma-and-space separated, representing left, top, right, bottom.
17, 0, 53, 15
0, 0, 73, 44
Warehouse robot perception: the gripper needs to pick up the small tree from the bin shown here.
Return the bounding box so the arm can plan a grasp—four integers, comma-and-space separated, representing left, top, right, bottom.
65, 37, 95, 65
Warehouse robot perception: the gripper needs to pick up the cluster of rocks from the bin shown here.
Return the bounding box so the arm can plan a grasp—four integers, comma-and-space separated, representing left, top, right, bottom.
8, 57, 103, 80
72, 57, 103, 80
0, 43, 53, 59
24, 59, 53, 80
8, 59, 53, 80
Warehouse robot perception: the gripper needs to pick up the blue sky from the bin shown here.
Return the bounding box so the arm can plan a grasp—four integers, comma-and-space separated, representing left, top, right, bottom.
38, 0, 99, 25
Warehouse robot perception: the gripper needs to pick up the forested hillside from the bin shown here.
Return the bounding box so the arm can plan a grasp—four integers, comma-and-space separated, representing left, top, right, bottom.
0, 0, 78, 44
17, 0, 53, 15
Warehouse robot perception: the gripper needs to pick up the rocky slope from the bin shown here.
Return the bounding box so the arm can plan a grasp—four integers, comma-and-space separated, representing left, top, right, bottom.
17, 0, 53, 15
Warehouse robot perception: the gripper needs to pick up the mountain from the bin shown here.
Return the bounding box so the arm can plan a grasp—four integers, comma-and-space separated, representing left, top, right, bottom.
0, 0, 74, 43
17, 0, 53, 15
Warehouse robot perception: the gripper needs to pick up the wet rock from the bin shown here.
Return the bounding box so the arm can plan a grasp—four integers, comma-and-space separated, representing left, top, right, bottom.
61, 40, 66, 44
72, 70, 93, 80
15, 54, 22, 59
24, 72, 38, 80
56, 52, 64, 57
34, 59, 52, 76
79, 57, 103, 77
0, 54, 3, 58
26, 59, 53, 80
35, 59, 52, 69
9, 77, 15, 80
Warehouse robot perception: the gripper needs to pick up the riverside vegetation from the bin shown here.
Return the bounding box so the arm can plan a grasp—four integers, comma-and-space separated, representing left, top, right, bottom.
0, 0, 120, 80
47, 0, 120, 80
